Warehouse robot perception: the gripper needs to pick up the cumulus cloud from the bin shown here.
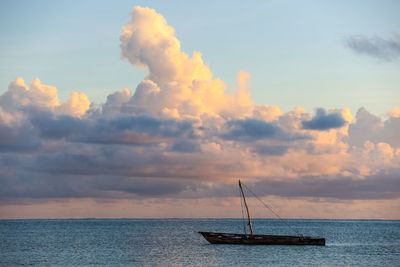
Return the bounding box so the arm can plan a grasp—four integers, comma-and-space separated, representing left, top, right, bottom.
302, 108, 347, 130
119, 6, 253, 119
120, 6, 212, 86
346, 34, 400, 62
0, 6, 399, 219
57, 92, 90, 117
348, 107, 400, 148
102, 88, 131, 116
0, 77, 90, 118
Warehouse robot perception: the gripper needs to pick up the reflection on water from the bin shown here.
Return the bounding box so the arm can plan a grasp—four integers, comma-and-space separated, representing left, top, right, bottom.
0, 219, 399, 266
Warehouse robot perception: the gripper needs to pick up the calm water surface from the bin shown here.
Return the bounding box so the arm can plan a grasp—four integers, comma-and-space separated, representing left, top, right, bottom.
1, 219, 399, 266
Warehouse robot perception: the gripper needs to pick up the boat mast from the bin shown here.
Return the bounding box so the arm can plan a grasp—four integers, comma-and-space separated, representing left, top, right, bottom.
239, 180, 253, 235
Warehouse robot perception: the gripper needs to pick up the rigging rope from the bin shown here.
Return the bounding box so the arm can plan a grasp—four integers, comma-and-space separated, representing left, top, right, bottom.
242, 182, 303, 237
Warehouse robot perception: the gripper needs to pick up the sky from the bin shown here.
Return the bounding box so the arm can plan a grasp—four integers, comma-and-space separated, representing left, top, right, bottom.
0, 1, 399, 219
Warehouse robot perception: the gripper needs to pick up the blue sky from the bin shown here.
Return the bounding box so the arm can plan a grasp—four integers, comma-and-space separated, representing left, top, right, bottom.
1, 0, 399, 116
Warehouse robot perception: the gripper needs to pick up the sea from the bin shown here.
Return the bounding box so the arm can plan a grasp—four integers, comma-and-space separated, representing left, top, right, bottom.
1, 219, 399, 266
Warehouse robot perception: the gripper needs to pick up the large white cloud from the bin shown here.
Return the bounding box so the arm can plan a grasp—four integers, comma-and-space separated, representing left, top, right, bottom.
119, 6, 254, 119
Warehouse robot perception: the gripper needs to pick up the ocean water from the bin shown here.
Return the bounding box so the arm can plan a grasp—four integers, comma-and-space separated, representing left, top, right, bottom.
0, 219, 399, 266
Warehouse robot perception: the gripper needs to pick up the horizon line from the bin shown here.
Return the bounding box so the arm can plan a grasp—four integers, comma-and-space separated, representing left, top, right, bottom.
1, 217, 399, 221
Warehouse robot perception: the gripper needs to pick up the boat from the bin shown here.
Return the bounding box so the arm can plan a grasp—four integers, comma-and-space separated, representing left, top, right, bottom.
199, 180, 325, 246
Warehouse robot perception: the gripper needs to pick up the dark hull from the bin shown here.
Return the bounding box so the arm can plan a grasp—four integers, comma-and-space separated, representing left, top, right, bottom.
199, 232, 325, 246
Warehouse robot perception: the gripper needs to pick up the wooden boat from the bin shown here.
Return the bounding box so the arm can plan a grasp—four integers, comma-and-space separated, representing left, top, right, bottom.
199, 180, 325, 246
199, 232, 325, 245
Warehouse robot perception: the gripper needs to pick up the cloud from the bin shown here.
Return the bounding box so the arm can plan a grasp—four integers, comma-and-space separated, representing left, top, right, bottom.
0, 172, 192, 199
253, 105, 282, 121
0, 123, 40, 152
388, 107, 400, 118
30, 113, 86, 139
119, 6, 253, 118
120, 6, 212, 86
94, 177, 191, 197
252, 145, 289, 156
102, 88, 131, 116
171, 140, 201, 153
248, 169, 400, 200
0, 77, 90, 118
82, 115, 196, 145
302, 108, 346, 130
346, 34, 400, 62
222, 118, 283, 141
57, 92, 90, 117
2, 162, 399, 201
348, 107, 400, 148
1, 6, 399, 219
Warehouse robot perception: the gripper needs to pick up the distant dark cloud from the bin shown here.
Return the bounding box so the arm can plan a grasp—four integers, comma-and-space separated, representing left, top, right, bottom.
108, 115, 194, 138
346, 34, 400, 62
0, 123, 41, 152
302, 108, 346, 130
222, 118, 287, 142
29, 113, 197, 146
31, 113, 87, 139
171, 140, 201, 153
252, 145, 288, 156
